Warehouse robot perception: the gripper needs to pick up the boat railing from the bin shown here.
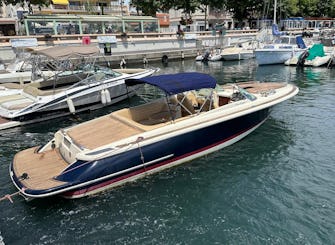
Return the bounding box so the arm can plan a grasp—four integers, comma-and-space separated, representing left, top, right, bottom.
66, 72, 107, 90
64, 65, 123, 91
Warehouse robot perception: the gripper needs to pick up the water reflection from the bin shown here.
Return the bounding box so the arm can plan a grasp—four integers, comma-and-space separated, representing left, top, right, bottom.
1, 58, 335, 244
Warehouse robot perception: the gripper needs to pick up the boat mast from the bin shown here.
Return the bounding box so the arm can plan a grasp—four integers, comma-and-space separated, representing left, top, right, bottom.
273, 0, 277, 24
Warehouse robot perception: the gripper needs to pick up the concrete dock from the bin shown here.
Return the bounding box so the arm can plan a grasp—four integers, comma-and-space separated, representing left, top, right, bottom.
0, 30, 258, 67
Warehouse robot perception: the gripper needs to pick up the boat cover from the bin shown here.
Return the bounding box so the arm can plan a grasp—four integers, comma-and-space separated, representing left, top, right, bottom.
125, 72, 217, 95
25, 46, 100, 59
306, 44, 325, 60
272, 23, 286, 36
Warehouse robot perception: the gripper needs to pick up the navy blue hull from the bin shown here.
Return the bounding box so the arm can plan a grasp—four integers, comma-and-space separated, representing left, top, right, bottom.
61, 108, 270, 197
12, 108, 270, 197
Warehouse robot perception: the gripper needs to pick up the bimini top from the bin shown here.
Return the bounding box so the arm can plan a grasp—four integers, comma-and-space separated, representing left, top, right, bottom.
125, 72, 217, 95
25, 46, 100, 60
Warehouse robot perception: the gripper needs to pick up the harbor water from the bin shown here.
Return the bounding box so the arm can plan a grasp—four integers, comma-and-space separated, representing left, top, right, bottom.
0, 59, 335, 244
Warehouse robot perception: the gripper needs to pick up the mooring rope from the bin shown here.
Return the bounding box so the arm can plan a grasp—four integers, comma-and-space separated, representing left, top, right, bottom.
136, 136, 145, 170
0, 188, 25, 203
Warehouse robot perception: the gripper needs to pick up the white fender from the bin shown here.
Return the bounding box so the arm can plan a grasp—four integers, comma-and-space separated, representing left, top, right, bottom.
101, 90, 107, 104
104, 89, 111, 103
66, 97, 76, 114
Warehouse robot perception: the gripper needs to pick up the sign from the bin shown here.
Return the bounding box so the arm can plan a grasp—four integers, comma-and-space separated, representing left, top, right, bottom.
184, 33, 196, 40
97, 35, 117, 44
10, 38, 38, 48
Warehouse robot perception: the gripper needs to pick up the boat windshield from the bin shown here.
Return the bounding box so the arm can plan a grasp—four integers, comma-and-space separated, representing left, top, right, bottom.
68, 72, 107, 89
233, 85, 257, 101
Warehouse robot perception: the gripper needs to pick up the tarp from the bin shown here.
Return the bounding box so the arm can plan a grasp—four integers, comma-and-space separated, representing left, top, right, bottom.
306, 44, 325, 60
25, 46, 100, 60
125, 72, 217, 95
296, 36, 307, 49
272, 23, 286, 36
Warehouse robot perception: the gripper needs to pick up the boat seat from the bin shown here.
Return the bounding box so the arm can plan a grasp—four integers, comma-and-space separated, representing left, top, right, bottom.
0, 83, 25, 89
0, 94, 27, 104
23, 85, 65, 97
139, 107, 181, 125
0, 98, 34, 110
113, 98, 182, 128
176, 94, 195, 116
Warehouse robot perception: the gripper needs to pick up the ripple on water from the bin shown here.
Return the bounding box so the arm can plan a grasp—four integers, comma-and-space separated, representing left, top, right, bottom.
1, 60, 335, 244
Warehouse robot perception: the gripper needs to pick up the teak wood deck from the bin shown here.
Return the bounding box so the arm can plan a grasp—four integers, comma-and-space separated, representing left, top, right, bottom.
67, 114, 145, 150
13, 147, 68, 190
231, 82, 286, 93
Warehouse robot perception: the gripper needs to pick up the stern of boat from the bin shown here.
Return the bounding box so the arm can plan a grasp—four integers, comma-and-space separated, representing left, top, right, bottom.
9, 129, 84, 198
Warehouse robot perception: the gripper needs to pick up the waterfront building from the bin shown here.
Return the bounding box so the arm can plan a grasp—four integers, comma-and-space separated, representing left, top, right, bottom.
22, 14, 159, 36
168, 8, 235, 33
0, 0, 129, 35
280, 17, 335, 30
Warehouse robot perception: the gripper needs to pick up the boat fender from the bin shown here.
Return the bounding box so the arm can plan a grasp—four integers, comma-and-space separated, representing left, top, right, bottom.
67, 98, 76, 114
101, 90, 107, 104
143, 57, 148, 64
104, 89, 111, 103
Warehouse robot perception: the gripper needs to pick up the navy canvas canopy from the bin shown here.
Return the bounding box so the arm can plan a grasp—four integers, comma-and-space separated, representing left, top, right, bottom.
125, 72, 217, 95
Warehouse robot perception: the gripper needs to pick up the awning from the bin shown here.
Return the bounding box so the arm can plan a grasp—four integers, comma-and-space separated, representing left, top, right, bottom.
25, 46, 100, 59
52, 0, 69, 5
125, 72, 217, 95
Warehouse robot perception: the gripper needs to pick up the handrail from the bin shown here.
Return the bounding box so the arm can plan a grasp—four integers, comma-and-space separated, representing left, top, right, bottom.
0, 30, 259, 46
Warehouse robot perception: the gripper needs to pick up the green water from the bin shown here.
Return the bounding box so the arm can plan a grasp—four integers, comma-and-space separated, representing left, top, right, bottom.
0, 59, 335, 244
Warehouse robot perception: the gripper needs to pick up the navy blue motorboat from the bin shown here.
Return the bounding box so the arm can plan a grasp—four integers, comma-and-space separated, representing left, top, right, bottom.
10, 72, 298, 199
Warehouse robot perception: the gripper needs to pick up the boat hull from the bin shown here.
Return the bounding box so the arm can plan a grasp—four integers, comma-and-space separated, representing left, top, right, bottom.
11, 107, 270, 199
255, 49, 305, 65
222, 52, 254, 61
0, 69, 155, 129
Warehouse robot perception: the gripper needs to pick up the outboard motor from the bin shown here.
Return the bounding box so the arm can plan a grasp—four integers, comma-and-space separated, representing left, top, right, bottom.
162, 55, 168, 65
202, 51, 210, 62
297, 50, 309, 67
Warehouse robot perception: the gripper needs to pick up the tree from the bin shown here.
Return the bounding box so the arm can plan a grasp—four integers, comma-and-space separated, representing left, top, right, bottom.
198, 0, 226, 30
1, 0, 49, 7
225, 0, 263, 22
130, 0, 178, 16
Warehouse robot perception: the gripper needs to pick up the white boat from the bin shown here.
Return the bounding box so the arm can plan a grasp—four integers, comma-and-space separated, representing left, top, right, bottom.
0, 45, 100, 87
221, 46, 255, 61
0, 46, 155, 130
208, 50, 222, 61
284, 43, 332, 67
0, 58, 55, 84
195, 49, 223, 62
0, 67, 155, 130
9, 72, 299, 200
255, 0, 307, 66
255, 33, 307, 65
195, 50, 212, 62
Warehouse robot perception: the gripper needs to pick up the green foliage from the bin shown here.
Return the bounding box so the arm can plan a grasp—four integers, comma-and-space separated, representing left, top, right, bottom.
2, 0, 335, 19
1, 0, 49, 7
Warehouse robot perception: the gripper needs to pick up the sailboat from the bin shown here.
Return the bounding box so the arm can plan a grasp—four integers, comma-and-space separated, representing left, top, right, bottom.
254, 0, 307, 65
